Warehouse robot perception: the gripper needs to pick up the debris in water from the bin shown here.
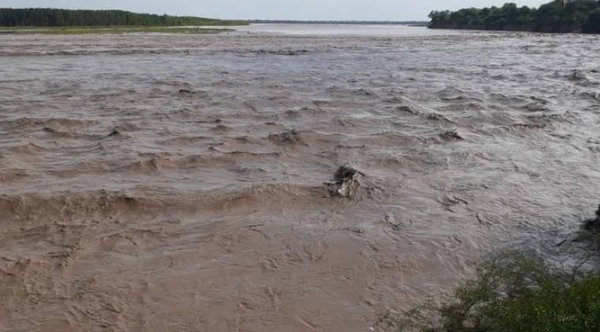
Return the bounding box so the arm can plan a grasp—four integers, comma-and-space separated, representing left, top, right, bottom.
569, 69, 587, 81
426, 113, 445, 121
108, 129, 121, 137
439, 131, 463, 141
325, 164, 363, 198
396, 105, 418, 114
268, 129, 307, 146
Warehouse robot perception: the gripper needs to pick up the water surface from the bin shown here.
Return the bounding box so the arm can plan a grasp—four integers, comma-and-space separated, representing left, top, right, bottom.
234, 23, 467, 36
1, 25, 599, 331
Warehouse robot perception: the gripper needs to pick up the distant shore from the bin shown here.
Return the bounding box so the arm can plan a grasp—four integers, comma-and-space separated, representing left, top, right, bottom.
248, 20, 428, 26
429, 1, 600, 34
0, 8, 247, 28
0, 26, 233, 35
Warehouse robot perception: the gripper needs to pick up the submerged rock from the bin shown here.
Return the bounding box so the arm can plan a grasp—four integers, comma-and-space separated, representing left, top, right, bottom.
325, 165, 363, 198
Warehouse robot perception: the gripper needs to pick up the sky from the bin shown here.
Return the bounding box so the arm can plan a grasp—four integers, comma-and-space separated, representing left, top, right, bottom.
0, 1, 550, 21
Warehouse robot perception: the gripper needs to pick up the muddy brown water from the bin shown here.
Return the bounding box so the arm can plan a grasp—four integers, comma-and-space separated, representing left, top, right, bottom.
1, 27, 600, 331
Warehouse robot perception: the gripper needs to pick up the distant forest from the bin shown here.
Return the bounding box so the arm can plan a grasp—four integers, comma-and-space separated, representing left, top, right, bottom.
0, 8, 246, 27
429, 0, 600, 33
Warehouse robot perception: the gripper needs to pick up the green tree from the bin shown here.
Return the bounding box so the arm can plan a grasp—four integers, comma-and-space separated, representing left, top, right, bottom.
428, 0, 600, 34
582, 9, 600, 33
0, 8, 241, 27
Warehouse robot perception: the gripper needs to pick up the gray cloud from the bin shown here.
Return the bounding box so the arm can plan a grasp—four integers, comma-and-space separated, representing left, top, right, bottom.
1, 1, 549, 20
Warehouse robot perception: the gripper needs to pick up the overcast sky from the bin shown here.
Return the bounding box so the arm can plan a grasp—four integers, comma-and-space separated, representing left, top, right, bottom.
1, 1, 549, 21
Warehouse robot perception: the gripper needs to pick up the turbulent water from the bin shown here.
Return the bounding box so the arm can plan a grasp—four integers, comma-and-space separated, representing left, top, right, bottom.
1, 26, 600, 331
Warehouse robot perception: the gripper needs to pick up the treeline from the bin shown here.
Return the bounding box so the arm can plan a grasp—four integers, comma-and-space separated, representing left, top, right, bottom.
429, 0, 600, 34
0, 8, 246, 27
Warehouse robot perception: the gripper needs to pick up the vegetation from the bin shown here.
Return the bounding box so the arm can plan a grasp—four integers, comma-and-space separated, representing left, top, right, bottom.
0, 26, 230, 35
583, 9, 600, 33
429, 0, 600, 34
378, 206, 600, 332
377, 251, 600, 332
0, 8, 246, 27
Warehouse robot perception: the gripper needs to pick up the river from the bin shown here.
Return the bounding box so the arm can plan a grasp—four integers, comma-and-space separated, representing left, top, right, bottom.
1, 25, 599, 331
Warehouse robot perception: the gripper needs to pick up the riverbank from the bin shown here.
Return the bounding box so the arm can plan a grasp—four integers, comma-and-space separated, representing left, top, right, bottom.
0, 26, 232, 35
429, 1, 600, 34
0, 8, 247, 29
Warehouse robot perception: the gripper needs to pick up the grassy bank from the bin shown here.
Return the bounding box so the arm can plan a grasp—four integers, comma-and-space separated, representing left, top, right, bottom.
0, 26, 233, 35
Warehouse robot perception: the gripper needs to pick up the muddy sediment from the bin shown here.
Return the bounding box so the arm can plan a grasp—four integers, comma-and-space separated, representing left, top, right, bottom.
1, 29, 600, 331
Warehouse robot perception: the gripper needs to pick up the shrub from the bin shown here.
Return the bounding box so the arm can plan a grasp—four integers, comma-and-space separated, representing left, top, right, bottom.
377, 252, 600, 332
